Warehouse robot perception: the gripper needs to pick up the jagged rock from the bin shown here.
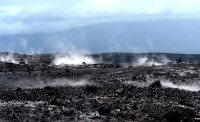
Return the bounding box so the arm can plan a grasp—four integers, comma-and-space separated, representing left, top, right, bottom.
115, 64, 121, 68
115, 88, 124, 94
44, 86, 51, 90
85, 85, 97, 92
132, 75, 137, 80
182, 117, 194, 122
82, 62, 86, 66
66, 69, 70, 73
15, 87, 22, 92
19, 61, 25, 65
178, 100, 194, 107
164, 110, 182, 122
98, 104, 111, 115
177, 58, 184, 63
149, 80, 162, 88
128, 66, 133, 68
63, 110, 74, 116
50, 99, 61, 106
132, 101, 138, 110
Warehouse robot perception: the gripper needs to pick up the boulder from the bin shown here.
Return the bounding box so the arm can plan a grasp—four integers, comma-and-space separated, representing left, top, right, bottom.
115, 88, 124, 94
149, 80, 162, 88
177, 58, 184, 63
15, 87, 22, 92
98, 104, 112, 115
82, 62, 86, 66
85, 85, 97, 92
164, 110, 182, 122
132, 75, 137, 81
66, 69, 70, 73
44, 86, 51, 90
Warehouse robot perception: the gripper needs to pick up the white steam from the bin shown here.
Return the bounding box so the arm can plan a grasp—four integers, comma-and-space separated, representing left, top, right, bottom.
125, 79, 200, 92
0, 53, 18, 64
134, 56, 170, 67
53, 54, 95, 66
10, 78, 90, 89
161, 80, 200, 92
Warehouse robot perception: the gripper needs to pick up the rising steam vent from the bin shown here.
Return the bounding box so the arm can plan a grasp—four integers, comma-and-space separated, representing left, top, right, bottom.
1, 54, 200, 122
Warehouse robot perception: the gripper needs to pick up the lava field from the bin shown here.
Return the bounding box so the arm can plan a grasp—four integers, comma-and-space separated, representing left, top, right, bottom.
0, 53, 200, 122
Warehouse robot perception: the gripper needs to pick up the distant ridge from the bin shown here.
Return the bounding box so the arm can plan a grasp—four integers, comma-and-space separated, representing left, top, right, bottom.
1, 52, 200, 62
1, 19, 200, 53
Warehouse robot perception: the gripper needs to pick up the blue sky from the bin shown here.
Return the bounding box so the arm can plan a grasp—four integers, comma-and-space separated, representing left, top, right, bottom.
1, 0, 200, 36
0, 0, 200, 54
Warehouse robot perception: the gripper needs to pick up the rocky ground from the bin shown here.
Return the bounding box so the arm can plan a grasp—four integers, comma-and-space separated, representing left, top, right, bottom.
0, 60, 200, 122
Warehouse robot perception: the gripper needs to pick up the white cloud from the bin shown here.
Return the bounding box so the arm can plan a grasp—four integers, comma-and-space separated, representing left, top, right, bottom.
0, 0, 200, 36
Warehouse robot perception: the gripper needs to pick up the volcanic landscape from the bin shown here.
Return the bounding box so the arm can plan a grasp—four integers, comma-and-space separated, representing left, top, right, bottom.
0, 52, 200, 122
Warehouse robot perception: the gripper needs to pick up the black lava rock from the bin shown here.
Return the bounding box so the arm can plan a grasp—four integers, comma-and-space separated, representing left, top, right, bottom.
85, 85, 97, 92
164, 110, 183, 122
149, 80, 162, 88
44, 86, 51, 90
132, 75, 137, 80
115, 88, 124, 94
98, 104, 112, 115
177, 58, 184, 63
63, 110, 74, 116
15, 87, 22, 92
50, 99, 61, 106
66, 69, 70, 73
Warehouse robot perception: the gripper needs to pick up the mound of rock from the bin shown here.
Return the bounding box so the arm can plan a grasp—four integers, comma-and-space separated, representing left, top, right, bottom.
149, 80, 162, 88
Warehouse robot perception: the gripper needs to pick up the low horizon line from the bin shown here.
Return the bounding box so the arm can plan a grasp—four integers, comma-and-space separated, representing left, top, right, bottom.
1, 51, 200, 55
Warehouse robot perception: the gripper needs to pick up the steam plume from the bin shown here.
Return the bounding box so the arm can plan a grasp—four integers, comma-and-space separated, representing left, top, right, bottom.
0, 53, 18, 64
125, 79, 200, 92
7, 78, 90, 89
134, 56, 170, 67
53, 53, 95, 66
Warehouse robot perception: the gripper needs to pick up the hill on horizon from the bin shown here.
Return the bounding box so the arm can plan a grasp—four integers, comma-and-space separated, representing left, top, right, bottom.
0, 19, 200, 54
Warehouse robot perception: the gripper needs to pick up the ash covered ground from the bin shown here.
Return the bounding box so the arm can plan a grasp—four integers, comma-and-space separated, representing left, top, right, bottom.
0, 53, 200, 122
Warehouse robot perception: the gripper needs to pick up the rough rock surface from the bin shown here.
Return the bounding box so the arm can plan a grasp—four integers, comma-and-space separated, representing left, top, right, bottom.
0, 57, 200, 121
